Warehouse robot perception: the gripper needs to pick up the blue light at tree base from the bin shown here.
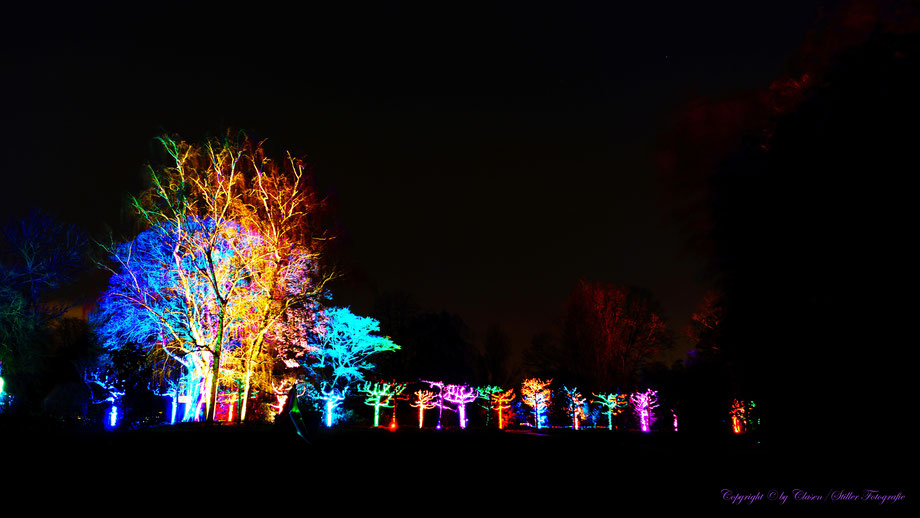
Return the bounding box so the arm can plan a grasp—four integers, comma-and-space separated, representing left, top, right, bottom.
108, 404, 118, 429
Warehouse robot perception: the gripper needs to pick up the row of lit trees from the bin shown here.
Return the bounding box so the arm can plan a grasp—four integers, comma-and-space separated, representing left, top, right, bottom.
315, 378, 756, 434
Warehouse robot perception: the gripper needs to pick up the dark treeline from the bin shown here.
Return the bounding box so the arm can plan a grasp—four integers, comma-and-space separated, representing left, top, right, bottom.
659, 7, 918, 444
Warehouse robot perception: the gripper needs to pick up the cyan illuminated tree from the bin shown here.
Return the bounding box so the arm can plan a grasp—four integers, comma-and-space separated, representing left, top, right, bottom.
592, 392, 628, 430
305, 307, 400, 426
521, 378, 552, 429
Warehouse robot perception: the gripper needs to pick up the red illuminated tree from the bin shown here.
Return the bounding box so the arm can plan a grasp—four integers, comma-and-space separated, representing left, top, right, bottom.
563, 280, 670, 392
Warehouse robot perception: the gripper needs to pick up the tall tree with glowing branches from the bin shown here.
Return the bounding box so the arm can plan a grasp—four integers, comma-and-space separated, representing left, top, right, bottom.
93, 132, 332, 423
521, 378, 552, 429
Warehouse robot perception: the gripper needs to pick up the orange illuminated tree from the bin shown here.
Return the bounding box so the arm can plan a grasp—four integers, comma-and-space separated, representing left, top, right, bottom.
521, 378, 552, 429
490, 388, 515, 430
411, 390, 438, 428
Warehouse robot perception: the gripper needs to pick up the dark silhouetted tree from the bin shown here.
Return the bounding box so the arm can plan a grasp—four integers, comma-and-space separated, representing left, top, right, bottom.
0, 210, 88, 411
561, 280, 671, 392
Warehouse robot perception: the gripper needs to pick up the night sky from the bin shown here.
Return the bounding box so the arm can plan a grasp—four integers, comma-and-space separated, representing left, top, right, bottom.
2, 1, 831, 362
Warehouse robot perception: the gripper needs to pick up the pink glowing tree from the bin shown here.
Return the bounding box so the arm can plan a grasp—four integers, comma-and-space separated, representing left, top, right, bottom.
630, 389, 659, 432
443, 384, 479, 429
411, 390, 438, 428
421, 380, 452, 429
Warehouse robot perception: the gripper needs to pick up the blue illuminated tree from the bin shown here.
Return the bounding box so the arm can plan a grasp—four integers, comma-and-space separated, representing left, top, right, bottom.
93, 218, 259, 422
304, 306, 400, 426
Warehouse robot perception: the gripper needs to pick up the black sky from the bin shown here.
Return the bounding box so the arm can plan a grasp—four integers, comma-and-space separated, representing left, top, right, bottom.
1, 1, 832, 361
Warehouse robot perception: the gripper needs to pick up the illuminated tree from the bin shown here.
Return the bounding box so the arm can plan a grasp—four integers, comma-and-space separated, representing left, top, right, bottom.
630, 389, 659, 433
421, 380, 450, 429
563, 280, 670, 392
359, 381, 406, 428
411, 390, 437, 428
94, 133, 332, 423
93, 219, 254, 422
561, 386, 587, 430
592, 392, 628, 431
442, 384, 478, 429
491, 388, 515, 430
521, 378, 552, 429
729, 399, 757, 434
476, 385, 504, 427
305, 307, 400, 425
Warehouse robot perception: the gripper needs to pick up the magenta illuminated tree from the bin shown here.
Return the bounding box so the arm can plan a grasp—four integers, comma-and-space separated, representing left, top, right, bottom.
442, 384, 478, 429
630, 389, 659, 432
421, 380, 452, 429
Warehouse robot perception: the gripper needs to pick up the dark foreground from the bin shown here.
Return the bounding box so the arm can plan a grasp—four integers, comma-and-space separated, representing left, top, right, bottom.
2, 417, 910, 511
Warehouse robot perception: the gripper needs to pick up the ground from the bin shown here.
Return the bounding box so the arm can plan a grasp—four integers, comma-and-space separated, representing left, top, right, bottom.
0, 416, 908, 511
